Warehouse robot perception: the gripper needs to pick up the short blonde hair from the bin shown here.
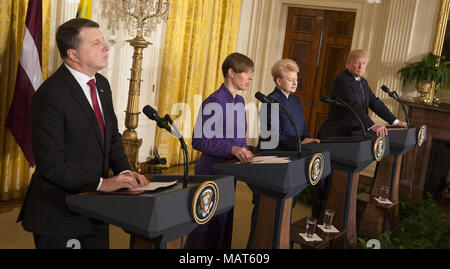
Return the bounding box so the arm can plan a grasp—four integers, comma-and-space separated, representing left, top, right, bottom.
346, 49, 369, 66
271, 59, 299, 84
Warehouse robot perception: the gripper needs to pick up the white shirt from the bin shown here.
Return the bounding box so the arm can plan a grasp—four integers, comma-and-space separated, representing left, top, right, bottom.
353, 77, 399, 129
65, 64, 130, 190
64, 63, 104, 121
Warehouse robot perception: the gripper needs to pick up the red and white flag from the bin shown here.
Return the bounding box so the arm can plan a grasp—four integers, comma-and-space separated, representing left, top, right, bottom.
5, 0, 43, 167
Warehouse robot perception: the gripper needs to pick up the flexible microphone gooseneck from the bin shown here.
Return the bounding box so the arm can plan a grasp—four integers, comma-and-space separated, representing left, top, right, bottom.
381, 85, 409, 127
255, 91, 302, 157
320, 96, 367, 138
143, 105, 190, 188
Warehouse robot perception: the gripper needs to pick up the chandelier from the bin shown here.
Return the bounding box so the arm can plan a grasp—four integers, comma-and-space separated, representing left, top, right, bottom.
102, 0, 170, 39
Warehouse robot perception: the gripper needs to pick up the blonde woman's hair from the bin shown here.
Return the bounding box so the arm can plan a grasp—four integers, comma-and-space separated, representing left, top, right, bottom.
271, 59, 299, 84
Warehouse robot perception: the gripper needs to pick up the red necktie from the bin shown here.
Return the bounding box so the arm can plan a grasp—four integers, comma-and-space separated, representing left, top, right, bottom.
87, 79, 104, 142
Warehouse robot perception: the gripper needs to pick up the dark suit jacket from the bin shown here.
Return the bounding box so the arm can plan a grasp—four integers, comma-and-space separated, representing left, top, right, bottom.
318, 69, 396, 138
17, 64, 130, 236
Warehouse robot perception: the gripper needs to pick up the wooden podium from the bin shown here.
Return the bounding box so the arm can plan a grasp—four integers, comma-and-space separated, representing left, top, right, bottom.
213, 151, 331, 249
358, 126, 423, 238
303, 135, 389, 247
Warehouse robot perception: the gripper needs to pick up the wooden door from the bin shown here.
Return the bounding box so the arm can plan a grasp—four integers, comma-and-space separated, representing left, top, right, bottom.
309, 10, 355, 137
283, 8, 356, 137
283, 8, 323, 126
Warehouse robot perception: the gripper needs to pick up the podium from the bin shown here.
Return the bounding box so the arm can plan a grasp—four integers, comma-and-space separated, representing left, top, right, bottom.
358, 126, 426, 237
66, 175, 235, 249
302, 135, 389, 247
213, 151, 331, 249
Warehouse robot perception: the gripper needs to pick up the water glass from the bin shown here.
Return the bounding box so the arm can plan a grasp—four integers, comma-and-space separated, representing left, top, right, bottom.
305, 217, 317, 238
323, 209, 335, 229
379, 185, 390, 201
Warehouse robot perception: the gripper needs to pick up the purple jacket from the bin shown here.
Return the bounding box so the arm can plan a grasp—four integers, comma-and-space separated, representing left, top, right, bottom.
192, 84, 248, 175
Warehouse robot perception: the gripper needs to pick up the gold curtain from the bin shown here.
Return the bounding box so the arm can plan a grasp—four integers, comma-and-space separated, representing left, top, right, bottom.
154, 0, 242, 167
0, 0, 51, 202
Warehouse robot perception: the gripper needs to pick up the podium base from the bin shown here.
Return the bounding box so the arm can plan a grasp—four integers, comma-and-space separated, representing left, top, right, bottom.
130, 235, 182, 249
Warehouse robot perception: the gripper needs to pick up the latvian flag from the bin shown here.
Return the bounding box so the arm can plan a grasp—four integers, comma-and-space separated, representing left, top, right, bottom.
5, 0, 43, 167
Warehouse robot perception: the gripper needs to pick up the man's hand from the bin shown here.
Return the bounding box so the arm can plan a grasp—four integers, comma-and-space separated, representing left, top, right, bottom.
231, 146, 254, 163
370, 125, 388, 136
301, 138, 320, 144
98, 172, 150, 192
396, 121, 408, 128
121, 171, 150, 187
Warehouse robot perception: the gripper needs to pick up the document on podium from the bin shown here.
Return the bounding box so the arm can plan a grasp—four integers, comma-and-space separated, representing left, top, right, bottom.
234, 156, 292, 164
125, 180, 177, 192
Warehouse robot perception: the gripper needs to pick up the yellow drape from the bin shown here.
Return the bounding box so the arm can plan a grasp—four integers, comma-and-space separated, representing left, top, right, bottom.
0, 0, 51, 202
154, 0, 242, 167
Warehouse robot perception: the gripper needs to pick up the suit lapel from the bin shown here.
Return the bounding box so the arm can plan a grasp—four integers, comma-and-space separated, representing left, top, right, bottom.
60, 65, 105, 152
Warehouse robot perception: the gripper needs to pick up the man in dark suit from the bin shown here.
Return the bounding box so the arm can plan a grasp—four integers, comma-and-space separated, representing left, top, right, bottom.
17, 18, 149, 249
312, 50, 408, 219
319, 49, 407, 139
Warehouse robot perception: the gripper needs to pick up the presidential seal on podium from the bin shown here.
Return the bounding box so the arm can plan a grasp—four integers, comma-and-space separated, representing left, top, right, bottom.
373, 136, 386, 162
308, 153, 324, 186
192, 181, 219, 225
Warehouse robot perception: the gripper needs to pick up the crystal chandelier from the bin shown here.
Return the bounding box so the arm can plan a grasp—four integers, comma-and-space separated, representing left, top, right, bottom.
102, 0, 170, 39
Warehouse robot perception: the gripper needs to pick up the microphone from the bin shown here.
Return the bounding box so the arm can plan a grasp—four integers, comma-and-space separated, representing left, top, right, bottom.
255, 92, 274, 104
143, 105, 172, 133
142, 105, 190, 188
320, 96, 344, 106
381, 85, 396, 98
380, 85, 409, 126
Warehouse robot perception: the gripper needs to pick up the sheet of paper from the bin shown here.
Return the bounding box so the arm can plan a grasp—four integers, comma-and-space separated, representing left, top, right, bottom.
234, 156, 292, 164
126, 180, 177, 192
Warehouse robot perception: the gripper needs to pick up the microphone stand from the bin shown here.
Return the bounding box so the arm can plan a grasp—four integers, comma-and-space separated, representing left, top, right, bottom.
269, 97, 302, 158
335, 97, 368, 138
392, 92, 410, 127
164, 115, 190, 188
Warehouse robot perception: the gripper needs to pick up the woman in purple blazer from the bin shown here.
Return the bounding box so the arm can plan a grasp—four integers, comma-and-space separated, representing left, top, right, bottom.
184, 53, 255, 249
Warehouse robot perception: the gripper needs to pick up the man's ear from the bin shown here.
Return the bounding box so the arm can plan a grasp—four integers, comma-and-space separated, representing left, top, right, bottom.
66, 48, 79, 63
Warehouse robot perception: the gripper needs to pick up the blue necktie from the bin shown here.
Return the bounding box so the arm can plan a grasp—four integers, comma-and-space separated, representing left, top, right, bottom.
358, 79, 366, 101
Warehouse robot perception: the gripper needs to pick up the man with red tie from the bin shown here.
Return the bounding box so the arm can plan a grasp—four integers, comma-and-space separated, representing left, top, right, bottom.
17, 18, 149, 249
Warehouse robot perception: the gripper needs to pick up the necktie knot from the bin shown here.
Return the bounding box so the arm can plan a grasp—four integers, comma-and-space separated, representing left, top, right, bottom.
87, 79, 96, 90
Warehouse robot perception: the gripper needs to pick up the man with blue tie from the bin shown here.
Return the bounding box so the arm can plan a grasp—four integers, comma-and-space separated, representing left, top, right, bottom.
313, 49, 408, 219
318, 49, 407, 139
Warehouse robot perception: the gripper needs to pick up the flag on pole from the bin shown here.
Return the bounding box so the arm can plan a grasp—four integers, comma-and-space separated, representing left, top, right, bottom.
4, 0, 43, 167
76, 0, 92, 19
